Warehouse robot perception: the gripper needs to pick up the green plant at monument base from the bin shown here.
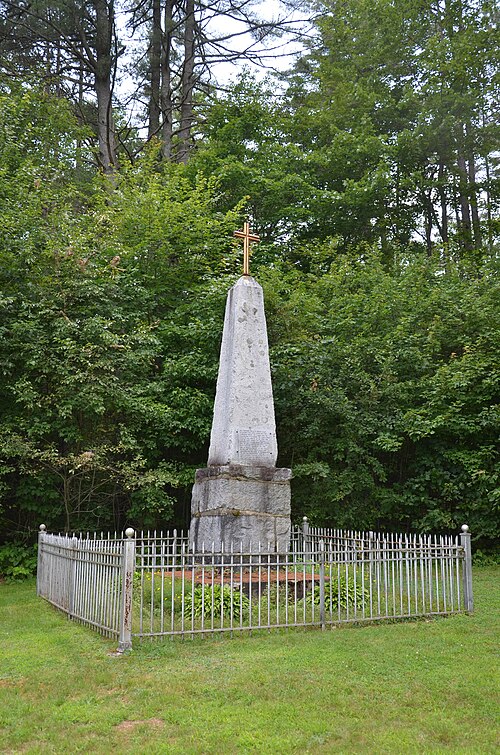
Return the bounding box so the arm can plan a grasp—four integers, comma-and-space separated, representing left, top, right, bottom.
303, 575, 370, 612
184, 583, 250, 620
132, 571, 190, 616
133, 573, 250, 628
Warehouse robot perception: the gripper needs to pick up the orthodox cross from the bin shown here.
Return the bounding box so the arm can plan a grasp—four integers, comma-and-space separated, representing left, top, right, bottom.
234, 221, 260, 275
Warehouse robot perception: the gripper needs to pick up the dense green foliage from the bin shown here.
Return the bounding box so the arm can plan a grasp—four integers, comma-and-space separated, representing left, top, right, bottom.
0, 0, 498, 560
0, 542, 37, 581
193, 0, 499, 260
0, 83, 241, 539
267, 254, 499, 540
305, 576, 370, 610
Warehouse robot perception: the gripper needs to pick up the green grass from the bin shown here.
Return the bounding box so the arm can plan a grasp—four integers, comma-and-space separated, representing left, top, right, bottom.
1, 568, 498, 754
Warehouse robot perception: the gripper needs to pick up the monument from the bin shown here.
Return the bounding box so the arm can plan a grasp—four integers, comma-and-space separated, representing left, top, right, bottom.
190, 222, 292, 552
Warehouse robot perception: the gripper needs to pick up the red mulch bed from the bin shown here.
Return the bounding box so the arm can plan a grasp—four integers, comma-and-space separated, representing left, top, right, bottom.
167, 569, 322, 586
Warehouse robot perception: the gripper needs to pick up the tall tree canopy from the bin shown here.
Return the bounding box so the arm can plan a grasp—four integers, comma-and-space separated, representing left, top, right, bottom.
192, 0, 499, 261
0, 0, 308, 165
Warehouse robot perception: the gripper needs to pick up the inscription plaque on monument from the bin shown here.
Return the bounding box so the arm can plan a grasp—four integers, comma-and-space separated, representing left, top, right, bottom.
234, 428, 275, 465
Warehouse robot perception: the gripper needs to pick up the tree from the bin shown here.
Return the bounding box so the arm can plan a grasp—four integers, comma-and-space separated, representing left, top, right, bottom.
0, 0, 121, 172
190, 76, 315, 246
263, 250, 499, 542
0, 2, 498, 554
0, 86, 244, 537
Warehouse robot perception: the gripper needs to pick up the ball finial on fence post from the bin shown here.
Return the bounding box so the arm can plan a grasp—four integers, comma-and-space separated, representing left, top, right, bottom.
125, 528, 135, 539
461, 524, 469, 533
37, 525, 47, 597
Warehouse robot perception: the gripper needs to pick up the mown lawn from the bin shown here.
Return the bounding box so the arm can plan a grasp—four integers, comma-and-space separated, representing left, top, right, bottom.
0, 567, 498, 754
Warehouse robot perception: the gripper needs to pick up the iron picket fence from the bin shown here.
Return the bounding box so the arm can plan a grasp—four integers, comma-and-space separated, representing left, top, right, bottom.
37, 522, 474, 651
36, 526, 132, 648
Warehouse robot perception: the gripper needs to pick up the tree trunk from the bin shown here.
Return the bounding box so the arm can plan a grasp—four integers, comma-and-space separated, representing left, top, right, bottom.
423, 190, 433, 256
161, 0, 174, 159
482, 110, 493, 253
177, 0, 195, 163
63, 473, 71, 533
452, 188, 461, 233
148, 0, 162, 139
94, 0, 118, 173
467, 152, 482, 250
456, 129, 472, 252
45, 36, 52, 91
75, 60, 84, 171
484, 152, 493, 253
437, 159, 449, 244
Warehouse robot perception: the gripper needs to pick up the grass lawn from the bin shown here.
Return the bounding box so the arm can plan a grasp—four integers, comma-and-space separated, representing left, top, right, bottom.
0, 568, 498, 754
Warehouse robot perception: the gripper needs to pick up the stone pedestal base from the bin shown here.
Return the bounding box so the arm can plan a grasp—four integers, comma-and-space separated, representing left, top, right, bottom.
190, 464, 291, 552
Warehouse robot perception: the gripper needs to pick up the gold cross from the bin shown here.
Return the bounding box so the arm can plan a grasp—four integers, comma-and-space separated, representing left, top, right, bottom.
234, 221, 260, 275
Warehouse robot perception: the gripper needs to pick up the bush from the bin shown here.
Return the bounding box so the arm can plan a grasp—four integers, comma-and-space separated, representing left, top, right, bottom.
0, 542, 38, 581
185, 583, 249, 620
304, 575, 369, 610
473, 549, 500, 567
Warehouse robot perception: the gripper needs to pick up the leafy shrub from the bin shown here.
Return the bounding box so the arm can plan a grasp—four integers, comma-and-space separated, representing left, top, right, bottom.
0, 542, 38, 581
304, 575, 369, 610
185, 583, 249, 620
257, 582, 296, 607
473, 549, 500, 567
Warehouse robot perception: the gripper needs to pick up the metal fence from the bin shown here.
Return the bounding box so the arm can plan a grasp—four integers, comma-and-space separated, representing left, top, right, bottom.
37, 522, 474, 651
36, 525, 134, 649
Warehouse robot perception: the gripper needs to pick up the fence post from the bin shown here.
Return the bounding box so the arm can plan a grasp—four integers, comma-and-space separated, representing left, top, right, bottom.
303, 516, 310, 561
36, 524, 46, 597
118, 528, 135, 653
368, 531, 374, 600
460, 524, 473, 613
319, 539, 325, 630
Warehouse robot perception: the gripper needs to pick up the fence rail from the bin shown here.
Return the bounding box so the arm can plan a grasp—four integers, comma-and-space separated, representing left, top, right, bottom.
37, 522, 474, 650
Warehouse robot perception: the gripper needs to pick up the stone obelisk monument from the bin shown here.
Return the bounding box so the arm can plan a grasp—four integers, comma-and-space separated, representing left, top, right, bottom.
190, 223, 291, 552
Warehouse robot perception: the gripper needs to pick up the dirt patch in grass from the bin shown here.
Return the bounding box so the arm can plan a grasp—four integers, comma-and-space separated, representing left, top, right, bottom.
114, 717, 164, 731
0, 678, 24, 688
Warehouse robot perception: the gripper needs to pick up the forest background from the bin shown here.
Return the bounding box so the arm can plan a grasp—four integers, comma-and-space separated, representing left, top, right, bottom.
0, 0, 498, 575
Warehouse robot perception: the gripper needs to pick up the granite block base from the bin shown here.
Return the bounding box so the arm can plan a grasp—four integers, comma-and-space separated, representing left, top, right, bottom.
190, 464, 291, 553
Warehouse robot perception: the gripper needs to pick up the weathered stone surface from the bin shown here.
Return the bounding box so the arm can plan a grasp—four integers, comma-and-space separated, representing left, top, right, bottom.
190, 512, 291, 553
194, 464, 292, 484
191, 466, 291, 517
207, 276, 277, 468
